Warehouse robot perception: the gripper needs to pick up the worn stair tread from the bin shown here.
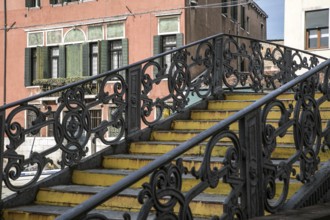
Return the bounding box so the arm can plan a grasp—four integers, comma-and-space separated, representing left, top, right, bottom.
130, 141, 300, 148
3, 204, 148, 219
39, 185, 228, 203
4, 204, 211, 220
104, 154, 302, 165
75, 168, 303, 183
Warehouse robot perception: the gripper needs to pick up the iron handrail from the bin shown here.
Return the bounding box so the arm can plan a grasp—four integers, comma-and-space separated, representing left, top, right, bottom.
56, 60, 330, 219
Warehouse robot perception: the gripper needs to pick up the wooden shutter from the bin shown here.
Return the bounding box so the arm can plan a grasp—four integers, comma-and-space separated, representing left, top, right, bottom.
99, 40, 109, 73
24, 48, 32, 86
37, 47, 50, 79
59, 45, 66, 78
82, 43, 90, 77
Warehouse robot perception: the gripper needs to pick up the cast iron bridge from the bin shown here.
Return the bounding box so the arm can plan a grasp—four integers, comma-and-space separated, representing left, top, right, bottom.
1, 34, 330, 220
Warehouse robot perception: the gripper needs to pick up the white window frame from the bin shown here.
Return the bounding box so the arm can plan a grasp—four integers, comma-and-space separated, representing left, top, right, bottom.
157, 16, 180, 35
63, 27, 87, 45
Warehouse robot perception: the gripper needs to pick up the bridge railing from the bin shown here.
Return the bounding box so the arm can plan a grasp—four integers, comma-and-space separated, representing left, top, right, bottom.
0, 34, 328, 219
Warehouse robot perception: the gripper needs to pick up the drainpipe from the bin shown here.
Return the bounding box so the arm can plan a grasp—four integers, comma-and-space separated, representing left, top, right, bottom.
3, 0, 7, 106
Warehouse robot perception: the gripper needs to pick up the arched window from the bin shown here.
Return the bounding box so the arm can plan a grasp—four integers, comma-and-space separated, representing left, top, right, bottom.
64, 28, 86, 43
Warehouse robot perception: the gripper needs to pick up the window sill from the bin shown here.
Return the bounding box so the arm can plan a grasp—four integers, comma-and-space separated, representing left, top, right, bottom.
26, 6, 41, 10
306, 47, 330, 51
222, 14, 228, 18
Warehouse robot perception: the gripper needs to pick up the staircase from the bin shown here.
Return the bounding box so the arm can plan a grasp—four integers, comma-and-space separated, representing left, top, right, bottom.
3, 92, 330, 220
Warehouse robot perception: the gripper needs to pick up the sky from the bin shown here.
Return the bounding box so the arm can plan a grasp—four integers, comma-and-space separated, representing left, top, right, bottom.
254, 0, 285, 40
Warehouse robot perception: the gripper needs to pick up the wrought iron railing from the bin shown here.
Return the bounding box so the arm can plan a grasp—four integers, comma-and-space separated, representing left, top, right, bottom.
0, 34, 329, 219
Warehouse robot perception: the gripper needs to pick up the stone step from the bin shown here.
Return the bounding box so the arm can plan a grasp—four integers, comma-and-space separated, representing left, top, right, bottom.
102, 154, 302, 178
34, 185, 225, 218
207, 99, 330, 110
3, 204, 149, 220
190, 109, 330, 120
150, 130, 297, 144
72, 168, 303, 197
129, 141, 330, 162
171, 119, 329, 131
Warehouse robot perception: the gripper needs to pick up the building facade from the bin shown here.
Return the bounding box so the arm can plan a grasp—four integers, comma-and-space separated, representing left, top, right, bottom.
0, 0, 267, 163
284, 0, 330, 58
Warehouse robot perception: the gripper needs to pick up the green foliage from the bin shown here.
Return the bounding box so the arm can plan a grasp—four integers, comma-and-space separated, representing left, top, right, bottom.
33, 77, 88, 87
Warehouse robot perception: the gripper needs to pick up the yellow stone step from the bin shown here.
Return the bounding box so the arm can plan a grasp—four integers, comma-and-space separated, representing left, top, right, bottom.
3, 205, 142, 220
72, 169, 303, 197
102, 154, 223, 171
35, 185, 224, 218
129, 142, 330, 162
190, 109, 330, 120
171, 119, 329, 133
208, 99, 330, 110
150, 130, 297, 144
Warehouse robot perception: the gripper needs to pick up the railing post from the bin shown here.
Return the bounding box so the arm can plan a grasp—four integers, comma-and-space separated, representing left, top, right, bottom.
126, 65, 141, 136
284, 48, 293, 84
239, 108, 264, 218
213, 36, 224, 99
0, 109, 5, 202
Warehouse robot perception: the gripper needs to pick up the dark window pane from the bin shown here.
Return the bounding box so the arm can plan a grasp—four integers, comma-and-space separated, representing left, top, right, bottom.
321, 28, 329, 47
308, 29, 318, 48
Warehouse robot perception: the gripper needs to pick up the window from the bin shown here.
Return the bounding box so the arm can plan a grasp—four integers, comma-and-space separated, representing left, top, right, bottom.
26, 110, 40, 137
90, 43, 99, 76
26, 0, 40, 8
222, 0, 228, 16
50, 47, 59, 78
241, 6, 245, 29
261, 23, 265, 39
109, 41, 123, 70
162, 35, 177, 69
108, 107, 124, 138
306, 9, 329, 49
50, 0, 62, 4
90, 110, 101, 129
246, 16, 250, 32
231, 0, 238, 21
47, 112, 55, 137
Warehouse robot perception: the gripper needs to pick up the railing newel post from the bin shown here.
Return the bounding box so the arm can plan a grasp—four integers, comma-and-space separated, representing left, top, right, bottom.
213, 36, 224, 99
0, 109, 5, 202
239, 108, 264, 218
126, 65, 142, 137
284, 48, 293, 84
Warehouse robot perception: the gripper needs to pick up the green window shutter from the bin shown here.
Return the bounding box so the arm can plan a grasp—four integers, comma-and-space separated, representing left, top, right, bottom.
24, 48, 32, 86
82, 43, 90, 77
66, 44, 83, 78
153, 35, 162, 75
121, 38, 129, 67
40, 47, 50, 79
176, 33, 184, 48
59, 45, 66, 78
36, 47, 48, 80
99, 40, 109, 73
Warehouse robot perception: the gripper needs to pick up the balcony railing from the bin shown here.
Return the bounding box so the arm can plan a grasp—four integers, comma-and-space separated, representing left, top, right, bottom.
0, 33, 329, 219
